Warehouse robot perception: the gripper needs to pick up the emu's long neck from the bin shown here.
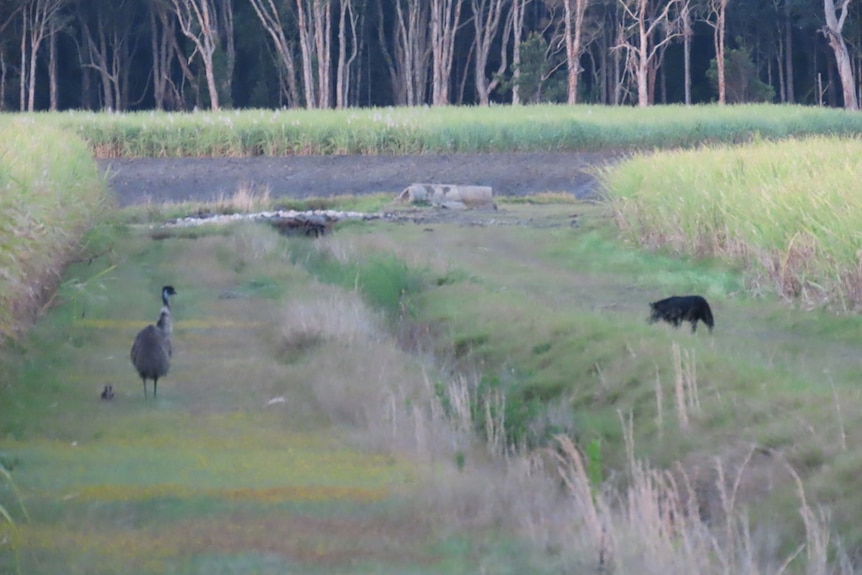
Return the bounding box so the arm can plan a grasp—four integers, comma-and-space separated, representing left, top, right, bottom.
157, 289, 173, 340
156, 307, 173, 350
156, 306, 172, 332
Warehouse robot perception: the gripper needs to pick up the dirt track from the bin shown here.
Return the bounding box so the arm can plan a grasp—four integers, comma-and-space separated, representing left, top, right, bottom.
100, 152, 623, 207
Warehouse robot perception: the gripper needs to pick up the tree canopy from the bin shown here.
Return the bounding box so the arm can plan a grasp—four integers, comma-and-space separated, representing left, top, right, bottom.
0, 0, 859, 111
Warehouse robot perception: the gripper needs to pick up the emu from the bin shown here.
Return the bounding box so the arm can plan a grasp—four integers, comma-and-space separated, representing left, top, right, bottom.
130, 286, 177, 398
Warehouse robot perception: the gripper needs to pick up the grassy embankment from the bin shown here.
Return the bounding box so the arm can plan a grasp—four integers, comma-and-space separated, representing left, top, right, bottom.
0, 117, 109, 573
0, 117, 109, 340
604, 136, 862, 309
4, 107, 862, 572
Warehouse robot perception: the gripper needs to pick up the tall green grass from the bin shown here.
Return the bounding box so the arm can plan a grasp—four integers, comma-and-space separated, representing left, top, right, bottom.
36, 104, 862, 158
0, 118, 110, 340
604, 136, 862, 307
287, 239, 427, 321
0, 465, 28, 575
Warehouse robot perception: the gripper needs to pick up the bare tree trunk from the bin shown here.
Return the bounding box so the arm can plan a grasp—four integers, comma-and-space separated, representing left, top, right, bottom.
397, 0, 416, 105
346, 7, 364, 107
313, 0, 331, 108
218, 0, 234, 107
150, 5, 166, 110
613, 16, 623, 104
683, 1, 691, 105
167, 0, 220, 110
388, 0, 430, 106
648, 4, 675, 105
823, 0, 857, 110
616, 0, 684, 107
632, 0, 651, 106
510, 0, 527, 104
296, 0, 317, 107
599, 12, 613, 104
430, 0, 463, 106
783, 0, 795, 103
776, 42, 785, 102
376, 0, 442, 106
77, 8, 115, 111
48, 17, 58, 110
20, 9, 26, 111
0, 7, 18, 110
120, 31, 134, 110
21, 0, 67, 111
336, 0, 351, 108
706, 0, 728, 104
376, 0, 404, 105
772, 0, 785, 102
472, 0, 510, 106
563, 0, 590, 105
457, 40, 475, 104
296, 0, 335, 109
246, 0, 301, 107
161, 4, 199, 110
0, 49, 6, 111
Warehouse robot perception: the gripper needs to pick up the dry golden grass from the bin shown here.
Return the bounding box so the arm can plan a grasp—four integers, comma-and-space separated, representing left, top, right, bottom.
214, 182, 272, 213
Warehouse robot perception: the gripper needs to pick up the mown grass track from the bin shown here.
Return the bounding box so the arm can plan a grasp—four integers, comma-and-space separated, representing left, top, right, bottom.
0, 226, 448, 574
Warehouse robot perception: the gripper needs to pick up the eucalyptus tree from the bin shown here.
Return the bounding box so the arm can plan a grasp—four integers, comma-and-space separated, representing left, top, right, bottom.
335, 0, 363, 109
245, 0, 301, 107
615, 0, 688, 106
20, 0, 67, 111
560, 0, 592, 104
296, 0, 328, 108
510, 0, 529, 104
681, 0, 691, 104
218, 0, 235, 107
74, 0, 146, 111
376, 0, 431, 106
0, 0, 21, 109
149, 0, 199, 110
705, 0, 729, 103
430, 0, 463, 105
471, 0, 512, 105
165, 0, 222, 109
823, 0, 857, 109
774, 0, 796, 103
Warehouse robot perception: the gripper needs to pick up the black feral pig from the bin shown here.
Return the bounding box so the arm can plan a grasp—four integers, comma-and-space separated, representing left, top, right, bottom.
648, 295, 714, 333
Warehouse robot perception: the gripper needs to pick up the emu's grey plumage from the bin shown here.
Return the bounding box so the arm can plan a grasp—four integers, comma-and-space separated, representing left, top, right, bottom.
131, 286, 176, 398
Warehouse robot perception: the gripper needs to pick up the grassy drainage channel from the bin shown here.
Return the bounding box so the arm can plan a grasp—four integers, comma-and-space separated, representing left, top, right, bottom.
282, 208, 862, 573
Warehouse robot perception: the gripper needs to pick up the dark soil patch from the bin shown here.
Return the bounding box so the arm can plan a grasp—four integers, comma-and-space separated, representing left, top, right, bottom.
100, 152, 624, 207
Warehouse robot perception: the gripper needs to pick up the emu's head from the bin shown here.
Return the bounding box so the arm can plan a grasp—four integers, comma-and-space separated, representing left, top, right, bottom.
161, 286, 177, 306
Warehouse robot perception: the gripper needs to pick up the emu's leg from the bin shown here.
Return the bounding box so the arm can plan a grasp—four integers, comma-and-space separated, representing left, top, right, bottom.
154, 377, 158, 398
691, 320, 698, 333
142, 377, 148, 398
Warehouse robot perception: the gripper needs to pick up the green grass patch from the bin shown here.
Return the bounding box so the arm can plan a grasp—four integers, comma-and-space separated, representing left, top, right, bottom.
287, 240, 428, 320
30, 104, 862, 157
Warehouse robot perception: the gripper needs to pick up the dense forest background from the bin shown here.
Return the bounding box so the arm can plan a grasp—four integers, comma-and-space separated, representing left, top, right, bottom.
0, 0, 860, 112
